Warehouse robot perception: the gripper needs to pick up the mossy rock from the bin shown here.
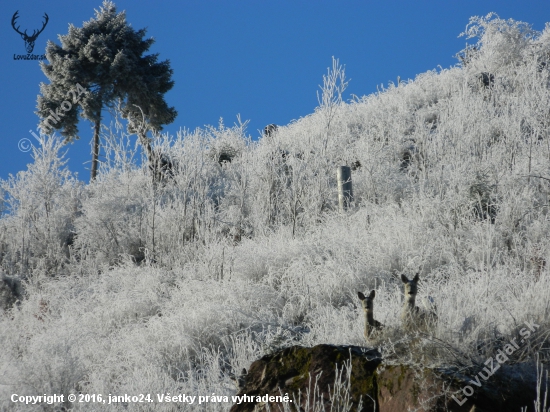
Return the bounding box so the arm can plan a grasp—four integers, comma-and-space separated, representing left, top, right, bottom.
231, 344, 538, 412
230, 344, 381, 412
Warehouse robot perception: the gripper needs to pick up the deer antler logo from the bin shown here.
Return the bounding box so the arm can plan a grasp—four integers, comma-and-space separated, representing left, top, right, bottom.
11, 11, 49, 54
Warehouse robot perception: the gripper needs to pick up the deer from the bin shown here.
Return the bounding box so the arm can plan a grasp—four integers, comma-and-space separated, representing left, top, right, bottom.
400, 273, 437, 333
357, 290, 384, 340
11, 11, 49, 54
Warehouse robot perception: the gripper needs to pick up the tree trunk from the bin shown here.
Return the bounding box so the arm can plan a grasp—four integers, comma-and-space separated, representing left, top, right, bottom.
90, 117, 102, 181
138, 131, 154, 164
138, 131, 156, 182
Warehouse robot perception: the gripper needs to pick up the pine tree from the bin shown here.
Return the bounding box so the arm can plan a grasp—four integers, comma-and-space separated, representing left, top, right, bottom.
36, 1, 177, 181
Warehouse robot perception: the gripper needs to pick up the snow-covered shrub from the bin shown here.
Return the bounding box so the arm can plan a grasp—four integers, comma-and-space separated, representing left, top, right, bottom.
0, 136, 81, 278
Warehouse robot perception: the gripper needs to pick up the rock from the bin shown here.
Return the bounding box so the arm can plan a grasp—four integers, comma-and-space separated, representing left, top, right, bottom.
375, 365, 531, 412
231, 344, 537, 412
230, 344, 381, 412
0, 274, 22, 312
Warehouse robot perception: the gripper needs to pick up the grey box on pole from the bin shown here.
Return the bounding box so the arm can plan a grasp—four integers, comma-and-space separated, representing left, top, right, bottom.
337, 166, 353, 212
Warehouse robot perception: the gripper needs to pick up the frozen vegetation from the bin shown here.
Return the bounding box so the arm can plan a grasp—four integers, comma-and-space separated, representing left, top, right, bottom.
1, 14, 550, 411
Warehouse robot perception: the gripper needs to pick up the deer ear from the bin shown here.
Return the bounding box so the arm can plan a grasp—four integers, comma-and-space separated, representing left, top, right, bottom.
400, 274, 409, 283
369, 290, 376, 299
357, 291, 366, 300
413, 273, 420, 282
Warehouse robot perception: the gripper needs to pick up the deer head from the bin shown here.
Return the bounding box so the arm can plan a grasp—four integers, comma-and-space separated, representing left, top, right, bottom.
12, 11, 49, 54
401, 273, 419, 304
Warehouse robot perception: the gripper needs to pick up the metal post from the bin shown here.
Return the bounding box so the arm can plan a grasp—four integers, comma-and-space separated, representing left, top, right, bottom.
337, 166, 353, 212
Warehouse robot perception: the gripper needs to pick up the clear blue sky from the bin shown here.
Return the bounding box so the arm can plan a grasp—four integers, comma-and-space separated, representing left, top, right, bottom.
1, 0, 549, 182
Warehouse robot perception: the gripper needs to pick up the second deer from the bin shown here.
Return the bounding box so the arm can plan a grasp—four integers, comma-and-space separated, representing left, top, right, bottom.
400, 273, 437, 333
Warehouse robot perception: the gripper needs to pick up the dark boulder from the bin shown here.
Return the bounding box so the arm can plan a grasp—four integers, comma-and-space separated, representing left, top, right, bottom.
231, 344, 537, 412
264, 124, 278, 137
478, 72, 494, 89
230, 344, 381, 412
219, 153, 232, 165
0, 274, 23, 312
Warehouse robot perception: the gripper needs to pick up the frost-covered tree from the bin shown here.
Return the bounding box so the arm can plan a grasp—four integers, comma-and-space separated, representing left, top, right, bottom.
36, 1, 177, 181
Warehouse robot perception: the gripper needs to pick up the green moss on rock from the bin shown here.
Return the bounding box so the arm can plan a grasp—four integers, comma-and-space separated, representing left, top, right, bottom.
231, 344, 537, 412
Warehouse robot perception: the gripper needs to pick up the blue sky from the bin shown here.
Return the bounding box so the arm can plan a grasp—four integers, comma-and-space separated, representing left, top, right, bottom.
1, 0, 549, 182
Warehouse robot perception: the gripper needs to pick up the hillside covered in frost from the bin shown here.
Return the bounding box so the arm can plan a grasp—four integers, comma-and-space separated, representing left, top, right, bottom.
1, 14, 550, 411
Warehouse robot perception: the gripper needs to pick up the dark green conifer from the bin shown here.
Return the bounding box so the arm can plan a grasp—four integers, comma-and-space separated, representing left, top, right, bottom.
36, 1, 177, 181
